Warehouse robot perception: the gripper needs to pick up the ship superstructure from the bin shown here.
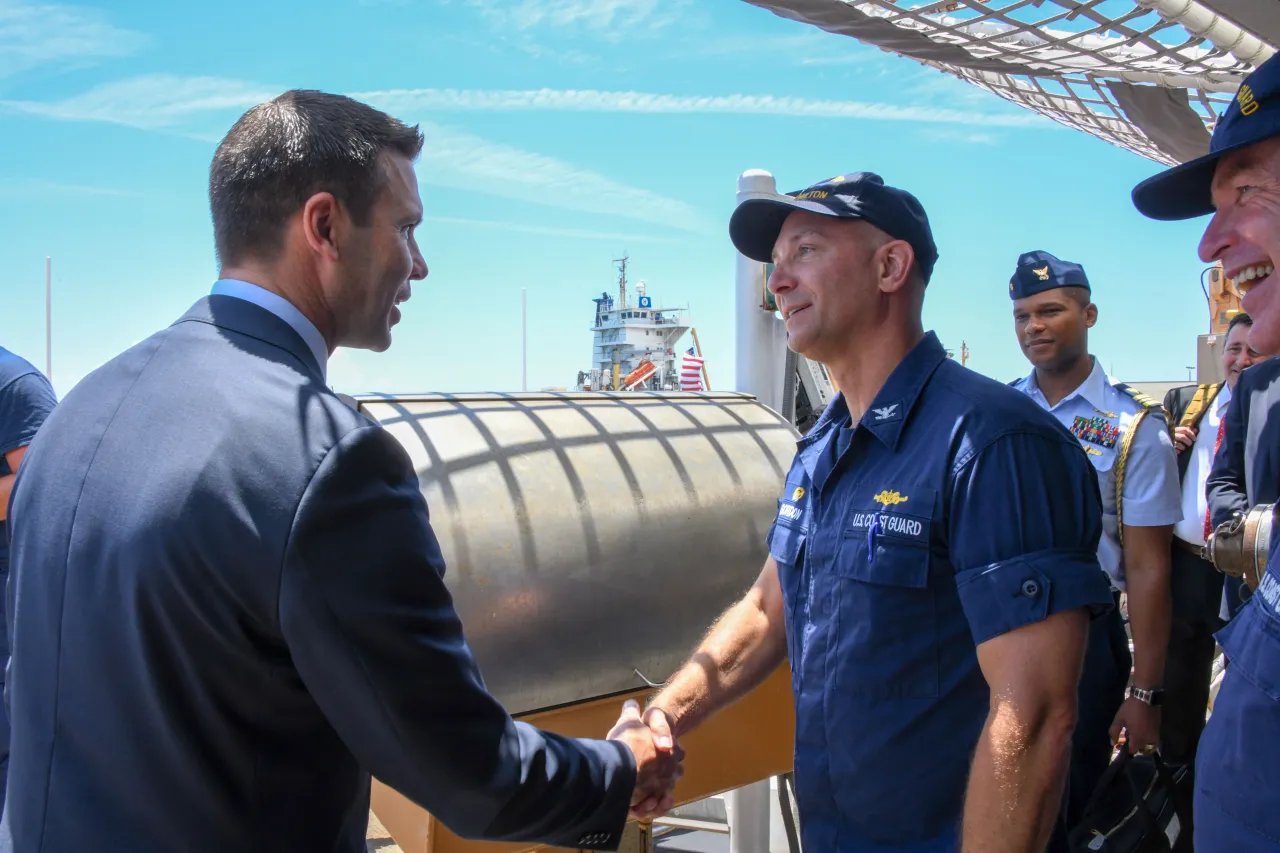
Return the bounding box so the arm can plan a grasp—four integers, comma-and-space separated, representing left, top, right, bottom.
576, 255, 693, 392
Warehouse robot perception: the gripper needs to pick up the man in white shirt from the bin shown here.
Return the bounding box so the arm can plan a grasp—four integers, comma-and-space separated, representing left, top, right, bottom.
1162, 311, 1262, 773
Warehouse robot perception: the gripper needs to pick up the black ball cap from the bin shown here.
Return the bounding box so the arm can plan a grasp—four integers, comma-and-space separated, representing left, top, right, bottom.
729, 172, 939, 283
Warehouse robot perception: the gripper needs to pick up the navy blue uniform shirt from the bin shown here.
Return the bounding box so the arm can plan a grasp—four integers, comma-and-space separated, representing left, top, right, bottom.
0, 346, 56, 573
768, 332, 1112, 852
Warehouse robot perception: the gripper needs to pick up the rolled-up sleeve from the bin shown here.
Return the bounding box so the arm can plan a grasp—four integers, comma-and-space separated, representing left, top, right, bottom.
948, 431, 1114, 645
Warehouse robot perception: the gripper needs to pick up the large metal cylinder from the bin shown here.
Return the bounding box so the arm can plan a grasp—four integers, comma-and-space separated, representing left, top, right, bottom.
352, 391, 798, 715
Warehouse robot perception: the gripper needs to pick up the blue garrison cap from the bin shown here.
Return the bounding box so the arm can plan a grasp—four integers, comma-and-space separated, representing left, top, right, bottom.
729, 172, 939, 283
1009, 251, 1090, 300
1133, 52, 1280, 220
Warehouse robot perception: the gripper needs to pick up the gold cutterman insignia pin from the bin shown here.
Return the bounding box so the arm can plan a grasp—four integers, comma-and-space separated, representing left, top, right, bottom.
873, 490, 908, 508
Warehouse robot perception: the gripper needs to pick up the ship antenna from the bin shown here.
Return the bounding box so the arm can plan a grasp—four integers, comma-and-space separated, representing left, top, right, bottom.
614, 252, 629, 310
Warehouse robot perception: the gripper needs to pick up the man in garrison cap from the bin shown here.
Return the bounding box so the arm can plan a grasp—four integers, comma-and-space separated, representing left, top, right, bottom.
1008, 251, 1181, 843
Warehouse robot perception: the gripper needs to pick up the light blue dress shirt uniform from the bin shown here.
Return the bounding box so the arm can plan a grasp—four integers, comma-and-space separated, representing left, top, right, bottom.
1012, 357, 1182, 588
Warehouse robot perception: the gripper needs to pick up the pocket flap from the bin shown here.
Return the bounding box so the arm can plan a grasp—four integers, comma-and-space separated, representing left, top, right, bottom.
768, 508, 807, 568
838, 540, 930, 589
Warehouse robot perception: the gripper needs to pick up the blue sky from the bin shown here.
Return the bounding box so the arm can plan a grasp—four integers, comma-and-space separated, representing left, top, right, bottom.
0, 0, 1216, 398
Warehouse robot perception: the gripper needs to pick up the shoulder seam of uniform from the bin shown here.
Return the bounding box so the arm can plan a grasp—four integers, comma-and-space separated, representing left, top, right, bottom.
947, 425, 1081, 483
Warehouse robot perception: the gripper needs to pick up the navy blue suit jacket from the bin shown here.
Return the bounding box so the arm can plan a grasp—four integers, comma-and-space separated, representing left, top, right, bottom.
2, 296, 634, 852
1206, 358, 1280, 616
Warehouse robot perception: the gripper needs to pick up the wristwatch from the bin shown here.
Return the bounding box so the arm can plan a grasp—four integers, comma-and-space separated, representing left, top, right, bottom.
1128, 686, 1165, 706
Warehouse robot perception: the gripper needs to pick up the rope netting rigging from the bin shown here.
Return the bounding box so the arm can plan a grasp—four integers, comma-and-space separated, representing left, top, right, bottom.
745, 0, 1278, 164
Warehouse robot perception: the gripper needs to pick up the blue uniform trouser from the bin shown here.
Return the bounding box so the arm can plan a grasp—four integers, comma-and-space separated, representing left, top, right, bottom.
1195, 658, 1280, 850
1050, 596, 1130, 851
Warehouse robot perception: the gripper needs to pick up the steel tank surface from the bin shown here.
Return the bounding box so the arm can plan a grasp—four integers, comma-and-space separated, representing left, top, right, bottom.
351, 391, 799, 716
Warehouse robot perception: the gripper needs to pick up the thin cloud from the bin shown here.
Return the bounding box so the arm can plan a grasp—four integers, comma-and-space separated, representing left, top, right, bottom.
919, 128, 999, 145
0, 0, 147, 77
0, 74, 712, 233
0, 178, 136, 197
467, 0, 685, 35
354, 87, 1055, 129
425, 215, 684, 243
414, 121, 714, 234
0, 74, 274, 129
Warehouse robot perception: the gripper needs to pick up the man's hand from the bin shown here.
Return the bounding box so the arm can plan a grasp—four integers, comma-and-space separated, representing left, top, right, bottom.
1110, 696, 1161, 754
608, 700, 683, 820
1172, 425, 1196, 454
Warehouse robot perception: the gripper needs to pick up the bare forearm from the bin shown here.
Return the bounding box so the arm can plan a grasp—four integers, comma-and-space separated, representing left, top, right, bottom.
1126, 561, 1171, 687
650, 595, 786, 737
962, 702, 1073, 853
0, 473, 14, 523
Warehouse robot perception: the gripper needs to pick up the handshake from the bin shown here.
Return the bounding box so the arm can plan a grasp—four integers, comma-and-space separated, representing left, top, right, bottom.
607, 699, 684, 820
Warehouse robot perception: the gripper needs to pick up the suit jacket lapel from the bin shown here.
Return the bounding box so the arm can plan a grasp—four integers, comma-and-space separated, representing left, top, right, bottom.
174, 296, 326, 382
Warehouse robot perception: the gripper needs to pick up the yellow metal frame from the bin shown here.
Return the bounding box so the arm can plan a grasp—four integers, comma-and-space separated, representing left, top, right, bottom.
372, 667, 795, 853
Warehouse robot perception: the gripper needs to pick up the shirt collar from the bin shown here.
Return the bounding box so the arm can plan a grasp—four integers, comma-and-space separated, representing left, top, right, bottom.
805, 331, 947, 451
210, 279, 329, 381
1025, 356, 1110, 413
1217, 383, 1232, 413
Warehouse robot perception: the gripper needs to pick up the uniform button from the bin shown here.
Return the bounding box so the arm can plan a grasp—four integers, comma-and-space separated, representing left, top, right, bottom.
1021, 579, 1040, 598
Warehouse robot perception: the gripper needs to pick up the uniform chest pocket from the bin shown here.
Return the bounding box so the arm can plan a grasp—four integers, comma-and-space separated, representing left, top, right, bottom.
768, 509, 807, 569
768, 507, 808, 631
826, 494, 939, 698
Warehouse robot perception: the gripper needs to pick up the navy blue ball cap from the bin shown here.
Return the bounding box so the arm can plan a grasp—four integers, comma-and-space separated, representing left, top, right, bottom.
729, 172, 939, 282
1133, 52, 1280, 221
1009, 250, 1090, 300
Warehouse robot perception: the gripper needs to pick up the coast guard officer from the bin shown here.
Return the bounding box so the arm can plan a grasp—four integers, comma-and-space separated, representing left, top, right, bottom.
1008, 252, 1181, 835
634, 171, 1114, 852
1132, 50, 1280, 851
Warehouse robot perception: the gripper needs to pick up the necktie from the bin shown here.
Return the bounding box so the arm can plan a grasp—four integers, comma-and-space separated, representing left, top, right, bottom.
1204, 407, 1228, 539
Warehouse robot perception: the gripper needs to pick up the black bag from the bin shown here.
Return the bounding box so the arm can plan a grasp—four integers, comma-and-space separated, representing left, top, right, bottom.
1067, 748, 1193, 853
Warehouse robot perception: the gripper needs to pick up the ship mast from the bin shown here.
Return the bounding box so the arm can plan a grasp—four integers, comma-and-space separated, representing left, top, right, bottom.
614, 253, 629, 310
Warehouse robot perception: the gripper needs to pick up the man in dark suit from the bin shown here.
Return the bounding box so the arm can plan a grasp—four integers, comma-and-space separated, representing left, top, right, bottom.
2, 90, 677, 853
1203, 343, 1280, 614
1161, 313, 1261, 777
1206, 329, 1280, 621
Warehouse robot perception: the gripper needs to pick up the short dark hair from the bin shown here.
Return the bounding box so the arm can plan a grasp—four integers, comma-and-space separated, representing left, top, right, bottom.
209, 89, 424, 266
1227, 311, 1254, 336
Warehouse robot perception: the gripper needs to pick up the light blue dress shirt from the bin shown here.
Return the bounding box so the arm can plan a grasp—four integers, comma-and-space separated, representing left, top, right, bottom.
1012, 357, 1181, 590
210, 279, 329, 382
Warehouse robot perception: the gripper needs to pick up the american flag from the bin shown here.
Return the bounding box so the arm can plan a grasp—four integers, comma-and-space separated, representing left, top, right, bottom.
680, 346, 706, 391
